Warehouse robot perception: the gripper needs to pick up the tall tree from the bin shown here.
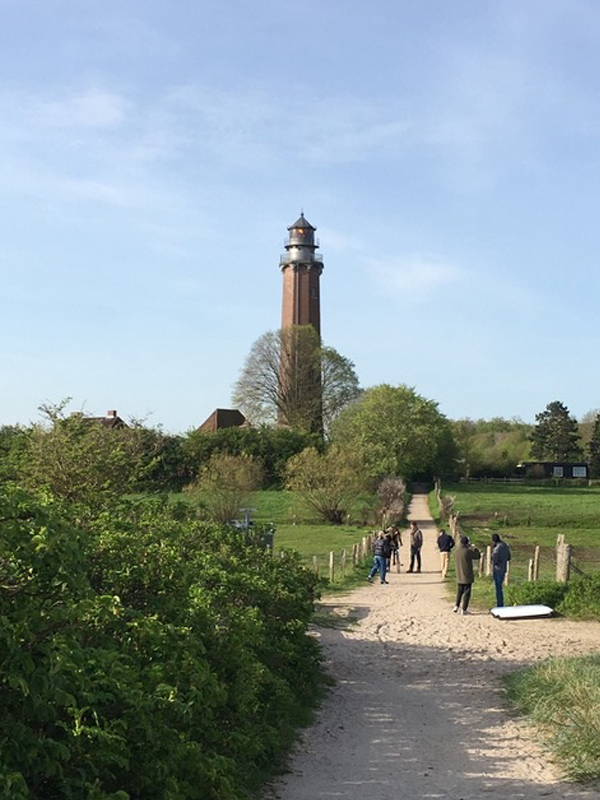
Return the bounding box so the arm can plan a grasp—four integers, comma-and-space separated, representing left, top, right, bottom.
588, 413, 600, 479
232, 326, 360, 436
530, 400, 583, 461
331, 384, 455, 480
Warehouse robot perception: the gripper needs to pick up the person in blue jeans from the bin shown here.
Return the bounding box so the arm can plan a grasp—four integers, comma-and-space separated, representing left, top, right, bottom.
367, 531, 391, 584
491, 533, 511, 607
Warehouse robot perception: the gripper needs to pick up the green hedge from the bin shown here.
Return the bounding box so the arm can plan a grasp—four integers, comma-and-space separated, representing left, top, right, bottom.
0, 487, 323, 799
506, 576, 600, 621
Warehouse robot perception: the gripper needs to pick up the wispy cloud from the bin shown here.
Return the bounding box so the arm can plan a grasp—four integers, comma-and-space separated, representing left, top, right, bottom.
33, 88, 129, 129
368, 255, 463, 301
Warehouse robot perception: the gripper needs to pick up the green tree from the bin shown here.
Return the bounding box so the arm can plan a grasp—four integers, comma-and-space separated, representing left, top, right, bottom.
188, 452, 263, 522
331, 384, 455, 480
232, 326, 360, 436
451, 417, 532, 478
588, 413, 600, 479
0, 424, 27, 483
15, 400, 157, 507
530, 401, 583, 462
285, 445, 366, 524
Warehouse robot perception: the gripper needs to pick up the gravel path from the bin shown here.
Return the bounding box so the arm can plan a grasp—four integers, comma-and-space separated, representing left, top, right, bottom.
265, 494, 600, 800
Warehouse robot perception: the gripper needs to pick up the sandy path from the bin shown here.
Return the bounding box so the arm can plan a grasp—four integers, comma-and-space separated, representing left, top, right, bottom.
265, 494, 600, 800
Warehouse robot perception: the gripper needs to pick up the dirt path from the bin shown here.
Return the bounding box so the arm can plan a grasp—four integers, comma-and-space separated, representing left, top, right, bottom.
265, 494, 600, 800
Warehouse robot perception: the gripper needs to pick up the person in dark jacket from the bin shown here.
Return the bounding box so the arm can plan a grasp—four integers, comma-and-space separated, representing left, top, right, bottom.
407, 521, 423, 573
437, 528, 455, 579
453, 536, 481, 615
367, 531, 391, 584
491, 533, 511, 607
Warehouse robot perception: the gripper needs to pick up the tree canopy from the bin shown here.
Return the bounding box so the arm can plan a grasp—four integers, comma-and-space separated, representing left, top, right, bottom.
530, 400, 583, 462
231, 326, 360, 436
331, 384, 455, 480
587, 412, 600, 478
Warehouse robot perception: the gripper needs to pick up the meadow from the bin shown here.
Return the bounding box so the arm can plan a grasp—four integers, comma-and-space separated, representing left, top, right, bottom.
251, 490, 376, 589
430, 482, 600, 610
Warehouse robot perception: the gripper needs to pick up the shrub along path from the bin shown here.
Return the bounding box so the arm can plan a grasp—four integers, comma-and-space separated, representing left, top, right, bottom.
264, 494, 600, 800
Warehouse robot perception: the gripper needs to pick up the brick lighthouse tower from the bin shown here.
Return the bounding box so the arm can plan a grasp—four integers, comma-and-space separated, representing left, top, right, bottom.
280, 213, 323, 334
278, 213, 324, 434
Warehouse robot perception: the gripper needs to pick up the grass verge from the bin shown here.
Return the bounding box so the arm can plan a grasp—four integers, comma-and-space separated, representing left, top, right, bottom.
504, 655, 600, 783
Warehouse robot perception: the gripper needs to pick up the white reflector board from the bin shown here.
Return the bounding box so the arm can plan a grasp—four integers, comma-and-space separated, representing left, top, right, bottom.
490, 604, 553, 620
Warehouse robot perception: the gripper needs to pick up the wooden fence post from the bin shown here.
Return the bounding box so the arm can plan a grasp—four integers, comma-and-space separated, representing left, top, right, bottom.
329, 551, 335, 584
528, 558, 534, 582
533, 546, 540, 581
556, 542, 572, 584
312, 555, 319, 576
503, 561, 510, 586
341, 548, 347, 577
485, 545, 492, 577
479, 552, 485, 577
352, 543, 358, 566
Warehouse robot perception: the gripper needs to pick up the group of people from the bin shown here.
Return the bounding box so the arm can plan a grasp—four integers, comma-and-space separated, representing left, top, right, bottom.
366, 526, 402, 584
367, 520, 512, 615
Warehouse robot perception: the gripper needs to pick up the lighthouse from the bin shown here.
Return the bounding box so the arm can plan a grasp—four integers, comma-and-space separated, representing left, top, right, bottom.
280, 213, 323, 334
278, 213, 324, 434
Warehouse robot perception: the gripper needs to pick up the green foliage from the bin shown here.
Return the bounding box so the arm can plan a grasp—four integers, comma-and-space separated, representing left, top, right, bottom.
587, 413, 600, 479
286, 446, 367, 524
0, 487, 323, 799
558, 575, 600, 620
186, 451, 263, 522
530, 400, 583, 462
182, 425, 319, 488
12, 401, 158, 508
506, 580, 568, 609
451, 417, 532, 478
505, 655, 600, 782
0, 425, 28, 484
331, 384, 455, 480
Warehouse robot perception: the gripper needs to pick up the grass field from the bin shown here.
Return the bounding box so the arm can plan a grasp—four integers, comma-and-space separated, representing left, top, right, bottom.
251, 490, 376, 590
431, 483, 600, 609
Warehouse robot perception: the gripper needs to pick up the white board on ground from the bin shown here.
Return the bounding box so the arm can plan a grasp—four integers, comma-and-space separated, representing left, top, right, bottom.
490, 604, 553, 620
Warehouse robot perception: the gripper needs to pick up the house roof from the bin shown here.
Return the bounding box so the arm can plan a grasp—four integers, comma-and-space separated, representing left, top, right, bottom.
198, 408, 248, 433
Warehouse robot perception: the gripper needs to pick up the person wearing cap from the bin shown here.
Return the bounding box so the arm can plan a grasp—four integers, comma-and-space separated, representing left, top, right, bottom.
453, 536, 481, 615
491, 533, 511, 607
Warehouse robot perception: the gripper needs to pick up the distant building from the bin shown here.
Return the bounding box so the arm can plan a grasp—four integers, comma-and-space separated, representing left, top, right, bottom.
72, 409, 127, 429
198, 408, 248, 433
517, 462, 589, 479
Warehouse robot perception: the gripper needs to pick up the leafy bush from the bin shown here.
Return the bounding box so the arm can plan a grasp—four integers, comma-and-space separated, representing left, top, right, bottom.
0, 486, 323, 799
286, 445, 366, 524
558, 575, 600, 620
506, 580, 568, 609
185, 451, 263, 522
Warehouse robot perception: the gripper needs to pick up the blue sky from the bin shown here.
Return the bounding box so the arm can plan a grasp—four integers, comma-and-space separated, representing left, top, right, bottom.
2, 0, 600, 433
